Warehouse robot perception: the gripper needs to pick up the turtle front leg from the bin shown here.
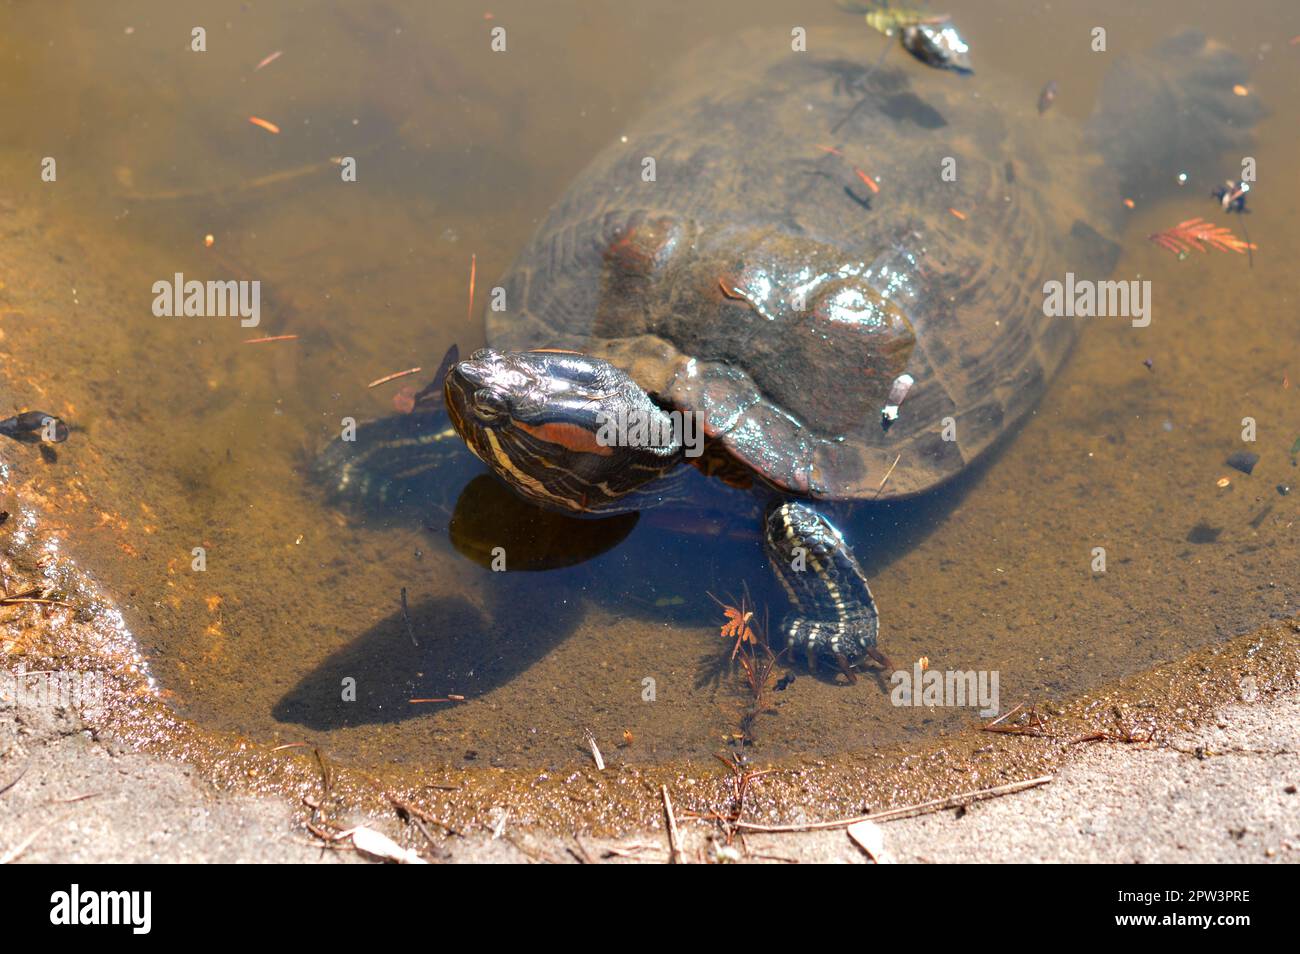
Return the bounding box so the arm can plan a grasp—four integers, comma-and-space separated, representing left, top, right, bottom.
763, 500, 890, 679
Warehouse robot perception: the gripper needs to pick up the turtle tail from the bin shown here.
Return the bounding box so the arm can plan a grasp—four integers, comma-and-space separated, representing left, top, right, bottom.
1087, 30, 1264, 205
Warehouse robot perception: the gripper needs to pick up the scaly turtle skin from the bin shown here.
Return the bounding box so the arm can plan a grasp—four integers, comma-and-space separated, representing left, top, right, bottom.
326, 29, 1258, 677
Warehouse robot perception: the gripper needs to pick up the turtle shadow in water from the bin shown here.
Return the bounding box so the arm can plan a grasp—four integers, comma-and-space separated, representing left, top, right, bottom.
271, 584, 587, 731
273, 478, 640, 731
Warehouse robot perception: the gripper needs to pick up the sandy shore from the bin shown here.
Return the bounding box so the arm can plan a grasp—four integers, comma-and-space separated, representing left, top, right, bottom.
4, 674, 1296, 864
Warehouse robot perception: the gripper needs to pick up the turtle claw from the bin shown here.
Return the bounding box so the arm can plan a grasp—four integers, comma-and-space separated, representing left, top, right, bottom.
864, 646, 894, 672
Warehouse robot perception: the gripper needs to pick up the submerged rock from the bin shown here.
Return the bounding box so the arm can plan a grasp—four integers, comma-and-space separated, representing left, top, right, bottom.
1226, 451, 1260, 475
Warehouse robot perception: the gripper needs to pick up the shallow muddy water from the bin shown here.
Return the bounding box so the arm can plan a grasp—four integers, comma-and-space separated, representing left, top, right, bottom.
0, 0, 1297, 780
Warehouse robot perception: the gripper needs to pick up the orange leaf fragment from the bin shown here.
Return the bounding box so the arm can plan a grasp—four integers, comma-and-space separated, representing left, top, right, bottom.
248, 116, 281, 134
854, 168, 880, 193
1147, 217, 1256, 255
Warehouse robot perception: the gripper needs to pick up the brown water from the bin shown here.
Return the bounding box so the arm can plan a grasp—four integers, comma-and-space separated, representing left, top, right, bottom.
0, 0, 1296, 779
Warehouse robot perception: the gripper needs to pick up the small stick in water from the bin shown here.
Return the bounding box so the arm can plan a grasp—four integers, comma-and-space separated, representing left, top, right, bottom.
874, 453, 902, 497
412, 344, 461, 412
466, 253, 477, 324
368, 367, 422, 389
401, 586, 418, 647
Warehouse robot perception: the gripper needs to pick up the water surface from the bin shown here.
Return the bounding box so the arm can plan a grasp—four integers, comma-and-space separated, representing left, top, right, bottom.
0, 0, 1296, 774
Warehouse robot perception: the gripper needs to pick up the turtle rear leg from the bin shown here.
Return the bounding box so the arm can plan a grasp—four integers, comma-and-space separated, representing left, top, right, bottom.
763, 500, 886, 678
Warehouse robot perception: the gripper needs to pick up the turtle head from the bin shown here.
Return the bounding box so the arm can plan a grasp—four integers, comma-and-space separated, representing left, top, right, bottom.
444, 348, 683, 514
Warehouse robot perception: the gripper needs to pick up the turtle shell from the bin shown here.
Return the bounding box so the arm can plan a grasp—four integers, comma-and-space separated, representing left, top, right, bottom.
486, 31, 1120, 500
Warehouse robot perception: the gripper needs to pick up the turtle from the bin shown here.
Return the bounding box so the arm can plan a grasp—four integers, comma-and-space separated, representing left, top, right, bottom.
320, 28, 1259, 679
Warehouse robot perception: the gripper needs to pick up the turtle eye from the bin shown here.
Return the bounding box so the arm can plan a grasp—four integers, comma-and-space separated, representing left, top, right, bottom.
471, 388, 508, 423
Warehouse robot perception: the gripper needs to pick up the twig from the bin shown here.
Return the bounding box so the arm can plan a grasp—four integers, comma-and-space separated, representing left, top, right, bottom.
368, 367, 422, 389
0, 811, 71, 864
570, 834, 595, 865
982, 702, 1024, 730
386, 793, 460, 836
661, 785, 683, 863
982, 703, 1052, 736
118, 158, 337, 202
1, 822, 50, 864
313, 747, 333, 802
49, 792, 100, 805
586, 731, 605, 771
602, 842, 665, 860
0, 767, 27, 797
874, 453, 902, 497
733, 774, 1054, 832
400, 587, 418, 647
466, 253, 477, 324
407, 815, 442, 855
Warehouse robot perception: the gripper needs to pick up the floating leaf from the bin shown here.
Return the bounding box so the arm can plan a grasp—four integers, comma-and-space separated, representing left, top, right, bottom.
710, 591, 757, 660
837, 0, 941, 36
1147, 217, 1256, 256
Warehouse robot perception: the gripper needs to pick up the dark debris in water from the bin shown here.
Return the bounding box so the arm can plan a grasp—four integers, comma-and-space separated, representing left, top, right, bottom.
0, 410, 69, 444
1249, 505, 1274, 529
1226, 451, 1260, 475
1211, 179, 1250, 214
1186, 522, 1223, 544
1037, 80, 1058, 115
